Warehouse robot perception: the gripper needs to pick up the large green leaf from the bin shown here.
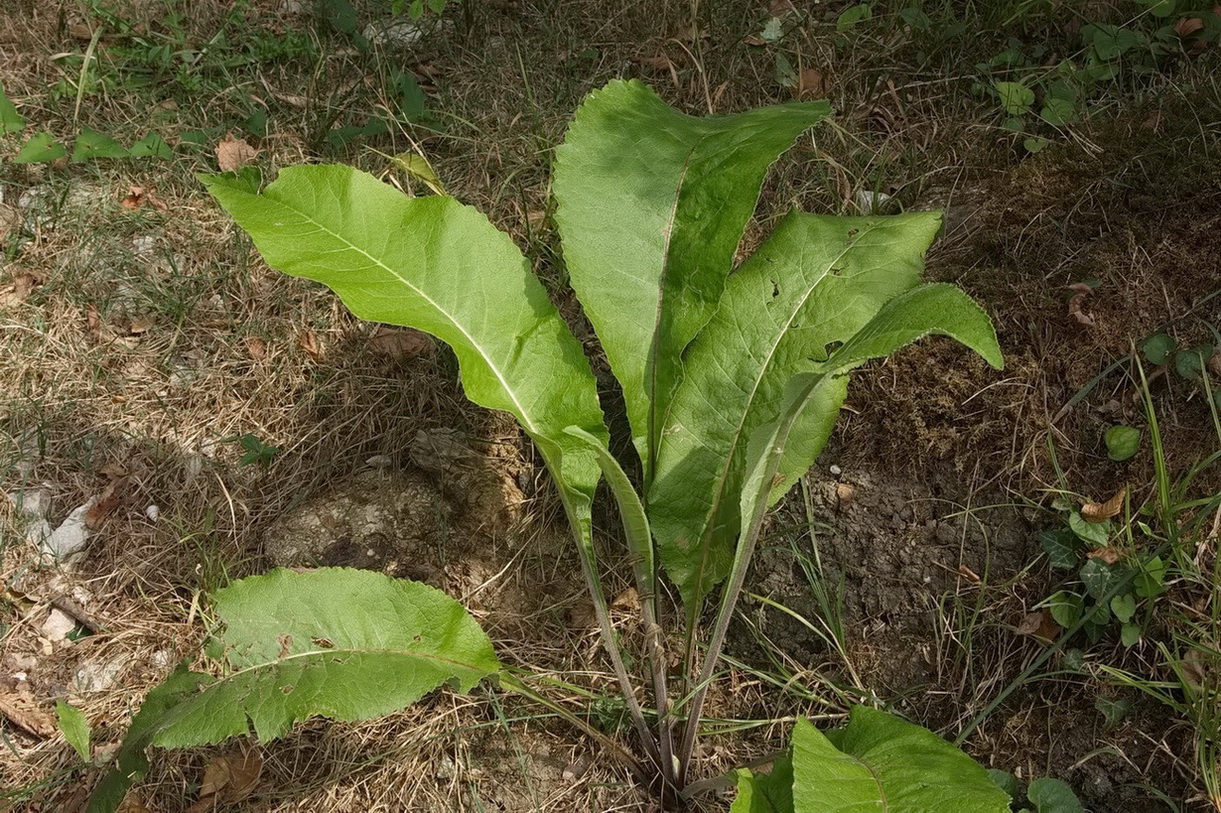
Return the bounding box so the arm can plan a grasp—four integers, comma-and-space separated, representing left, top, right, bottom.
792, 709, 1011, 812
202, 166, 607, 528
89, 664, 214, 813
649, 212, 943, 606
732, 756, 795, 812
152, 568, 499, 747
738, 284, 1003, 554
553, 79, 830, 476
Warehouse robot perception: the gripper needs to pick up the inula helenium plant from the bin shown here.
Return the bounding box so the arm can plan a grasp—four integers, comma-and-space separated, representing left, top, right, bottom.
91, 80, 1009, 812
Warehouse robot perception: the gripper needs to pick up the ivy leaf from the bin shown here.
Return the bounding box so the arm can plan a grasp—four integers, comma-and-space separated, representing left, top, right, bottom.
1080, 559, 1122, 601
129, 132, 172, 159
1067, 511, 1109, 546
0, 80, 25, 134
71, 128, 130, 162
1026, 776, 1085, 812
1140, 333, 1176, 365
994, 81, 1035, 116
1176, 343, 1213, 380
1039, 529, 1080, 571
14, 132, 68, 163
1109, 593, 1136, 623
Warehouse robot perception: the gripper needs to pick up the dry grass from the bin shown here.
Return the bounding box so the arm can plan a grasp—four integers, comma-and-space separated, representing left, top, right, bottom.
2, 0, 1219, 810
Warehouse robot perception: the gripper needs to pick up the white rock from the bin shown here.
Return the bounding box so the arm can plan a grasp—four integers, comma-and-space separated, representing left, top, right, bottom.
829, 464, 843, 476
41, 499, 95, 561
855, 189, 893, 215
363, 20, 426, 48
73, 653, 131, 692
41, 608, 77, 642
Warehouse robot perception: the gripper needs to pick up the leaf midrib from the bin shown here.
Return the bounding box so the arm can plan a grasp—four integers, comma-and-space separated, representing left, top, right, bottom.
271, 192, 541, 440
684, 223, 880, 597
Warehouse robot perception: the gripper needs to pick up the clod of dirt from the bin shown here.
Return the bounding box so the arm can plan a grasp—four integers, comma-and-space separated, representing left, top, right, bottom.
262, 469, 450, 585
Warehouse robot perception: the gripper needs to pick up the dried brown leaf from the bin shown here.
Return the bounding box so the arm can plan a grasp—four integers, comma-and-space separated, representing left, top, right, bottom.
835, 482, 856, 508
1066, 282, 1095, 326
1082, 487, 1126, 523
0, 683, 56, 737
214, 133, 258, 173
85, 477, 126, 530
1086, 546, 1124, 565
611, 587, 640, 613
1175, 16, 1205, 37
1016, 609, 1058, 642
795, 67, 826, 100
368, 326, 433, 360
0, 272, 39, 306
128, 315, 155, 335
115, 795, 152, 813
245, 336, 268, 360
192, 749, 264, 810
120, 185, 168, 211
297, 329, 323, 361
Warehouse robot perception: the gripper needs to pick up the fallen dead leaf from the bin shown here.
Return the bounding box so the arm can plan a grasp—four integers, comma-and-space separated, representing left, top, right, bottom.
297, 329, 324, 361
1066, 282, 1095, 326
1083, 487, 1126, 523
215, 133, 258, 173
98, 461, 129, 479
743, 33, 767, 46
120, 185, 168, 211
368, 326, 433, 360
835, 482, 856, 508
768, 0, 798, 16
0, 272, 39, 307
1087, 546, 1124, 565
795, 67, 825, 100
1175, 16, 1205, 37
128, 315, 155, 335
1016, 609, 1059, 642
0, 681, 56, 737
1182, 648, 1208, 690
85, 476, 127, 530
245, 336, 268, 360
611, 587, 640, 613
115, 794, 153, 812
1209, 349, 1221, 377
189, 748, 264, 811
567, 601, 598, 631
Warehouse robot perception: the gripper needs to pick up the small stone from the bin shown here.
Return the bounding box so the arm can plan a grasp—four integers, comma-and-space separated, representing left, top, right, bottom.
829, 464, 843, 476
41, 608, 77, 642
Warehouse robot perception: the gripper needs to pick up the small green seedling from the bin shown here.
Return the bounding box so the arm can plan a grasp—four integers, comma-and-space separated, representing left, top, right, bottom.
91, 80, 1005, 811
1105, 425, 1141, 461
56, 701, 91, 762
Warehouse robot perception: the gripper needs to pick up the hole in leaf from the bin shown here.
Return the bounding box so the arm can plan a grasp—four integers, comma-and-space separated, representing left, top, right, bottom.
771, 281, 780, 299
